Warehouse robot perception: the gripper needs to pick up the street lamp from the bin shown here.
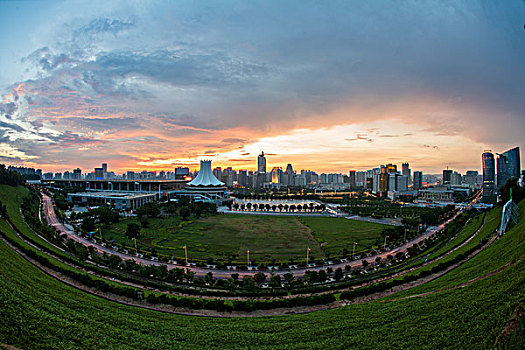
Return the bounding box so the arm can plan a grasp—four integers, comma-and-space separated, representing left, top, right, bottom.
184, 245, 188, 265
384, 235, 389, 251
306, 247, 311, 266
247, 249, 251, 271
352, 241, 358, 260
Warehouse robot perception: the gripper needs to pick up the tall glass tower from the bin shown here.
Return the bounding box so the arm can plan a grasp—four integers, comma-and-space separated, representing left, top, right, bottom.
497, 147, 521, 190
482, 151, 495, 202
257, 152, 266, 174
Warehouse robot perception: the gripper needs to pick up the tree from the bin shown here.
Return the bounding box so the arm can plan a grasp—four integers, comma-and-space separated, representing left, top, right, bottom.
204, 271, 214, 285
283, 272, 295, 291
0, 200, 8, 219
317, 270, 327, 283
184, 269, 195, 283
326, 267, 333, 277
253, 272, 267, 287
362, 259, 369, 269
246, 203, 252, 211
81, 217, 96, 232
334, 267, 344, 280
233, 203, 240, 211
139, 215, 149, 228
180, 207, 191, 220
269, 274, 282, 290
126, 223, 141, 251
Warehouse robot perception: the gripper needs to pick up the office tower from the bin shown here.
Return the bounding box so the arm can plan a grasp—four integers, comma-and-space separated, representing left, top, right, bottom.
94, 167, 104, 179
482, 151, 496, 202
443, 169, 453, 185
497, 147, 521, 190
213, 167, 222, 180
402, 162, 411, 184
285, 164, 294, 186
258, 152, 266, 174
271, 167, 281, 183
356, 171, 366, 187
386, 164, 397, 173
174, 167, 190, 179
348, 170, 356, 188
73, 168, 82, 179
413, 171, 423, 189
238, 170, 248, 187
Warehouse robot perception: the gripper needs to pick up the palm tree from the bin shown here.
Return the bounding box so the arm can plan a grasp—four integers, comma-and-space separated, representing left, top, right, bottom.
246, 203, 252, 211
265, 203, 271, 211
278, 204, 283, 212
284, 204, 289, 212
271, 204, 277, 212
297, 204, 303, 212
253, 204, 258, 211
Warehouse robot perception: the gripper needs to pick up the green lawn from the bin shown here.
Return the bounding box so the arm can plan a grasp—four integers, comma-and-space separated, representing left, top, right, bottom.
298, 216, 388, 257
102, 214, 388, 264
102, 214, 325, 264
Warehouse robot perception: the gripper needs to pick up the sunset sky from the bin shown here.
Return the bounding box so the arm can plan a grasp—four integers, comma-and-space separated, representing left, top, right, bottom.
1, 1, 524, 174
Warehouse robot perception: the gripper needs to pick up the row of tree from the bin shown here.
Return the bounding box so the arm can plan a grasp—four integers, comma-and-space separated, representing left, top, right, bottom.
0, 164, 26, 187
230, 202, 326, 212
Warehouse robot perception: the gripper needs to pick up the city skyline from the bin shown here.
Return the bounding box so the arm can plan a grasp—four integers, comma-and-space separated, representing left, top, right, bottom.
1, 1, 524, 173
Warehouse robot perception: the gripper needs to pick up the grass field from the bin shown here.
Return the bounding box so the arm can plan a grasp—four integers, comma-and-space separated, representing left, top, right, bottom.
1, 185, 524, 348
1, 207, 524, 349
298, 216, 387, 257
101, 214, 388, 264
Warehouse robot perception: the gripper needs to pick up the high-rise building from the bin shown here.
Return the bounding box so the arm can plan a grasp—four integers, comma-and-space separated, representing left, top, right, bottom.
257, 152, 266, 174
213, 167, 222, 179
238, 170, 248, 187
497, 147, 521, 190
73, 168, 82, 179
413, 171, 423, 189
443, 169, 453, 185
348, 170, 356, 188
94, 167, 104, 179
482, 151, 496, 202
285, 164, 294, 186
174, 167, 190, 179
101, 163, 107, 178
271, 167, 281, 184
402, 162, 411, 184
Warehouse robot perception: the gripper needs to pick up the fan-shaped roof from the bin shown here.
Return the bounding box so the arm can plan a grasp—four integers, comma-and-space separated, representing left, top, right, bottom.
187, 160, 224, 187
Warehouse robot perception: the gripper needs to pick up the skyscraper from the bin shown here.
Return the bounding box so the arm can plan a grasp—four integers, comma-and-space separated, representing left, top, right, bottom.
402, 162, 411, 184
443, 169, 452, 185
482, 151, 496, 202
257, 152, 266, 174
497, 147, 521, 190
413, 171, 423, 189
348, 170, 356, 188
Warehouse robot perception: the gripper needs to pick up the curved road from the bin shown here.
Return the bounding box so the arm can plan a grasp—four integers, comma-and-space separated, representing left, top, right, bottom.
41, 191, 481, 279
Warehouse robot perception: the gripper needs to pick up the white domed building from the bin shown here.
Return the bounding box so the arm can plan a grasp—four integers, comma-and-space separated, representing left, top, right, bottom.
183, 160, 231, 205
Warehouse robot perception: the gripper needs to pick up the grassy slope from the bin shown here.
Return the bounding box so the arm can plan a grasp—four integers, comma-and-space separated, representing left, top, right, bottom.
1, 186, 524, 349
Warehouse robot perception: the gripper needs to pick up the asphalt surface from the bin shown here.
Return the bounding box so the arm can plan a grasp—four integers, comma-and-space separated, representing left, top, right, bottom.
41, 192, 480, 279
